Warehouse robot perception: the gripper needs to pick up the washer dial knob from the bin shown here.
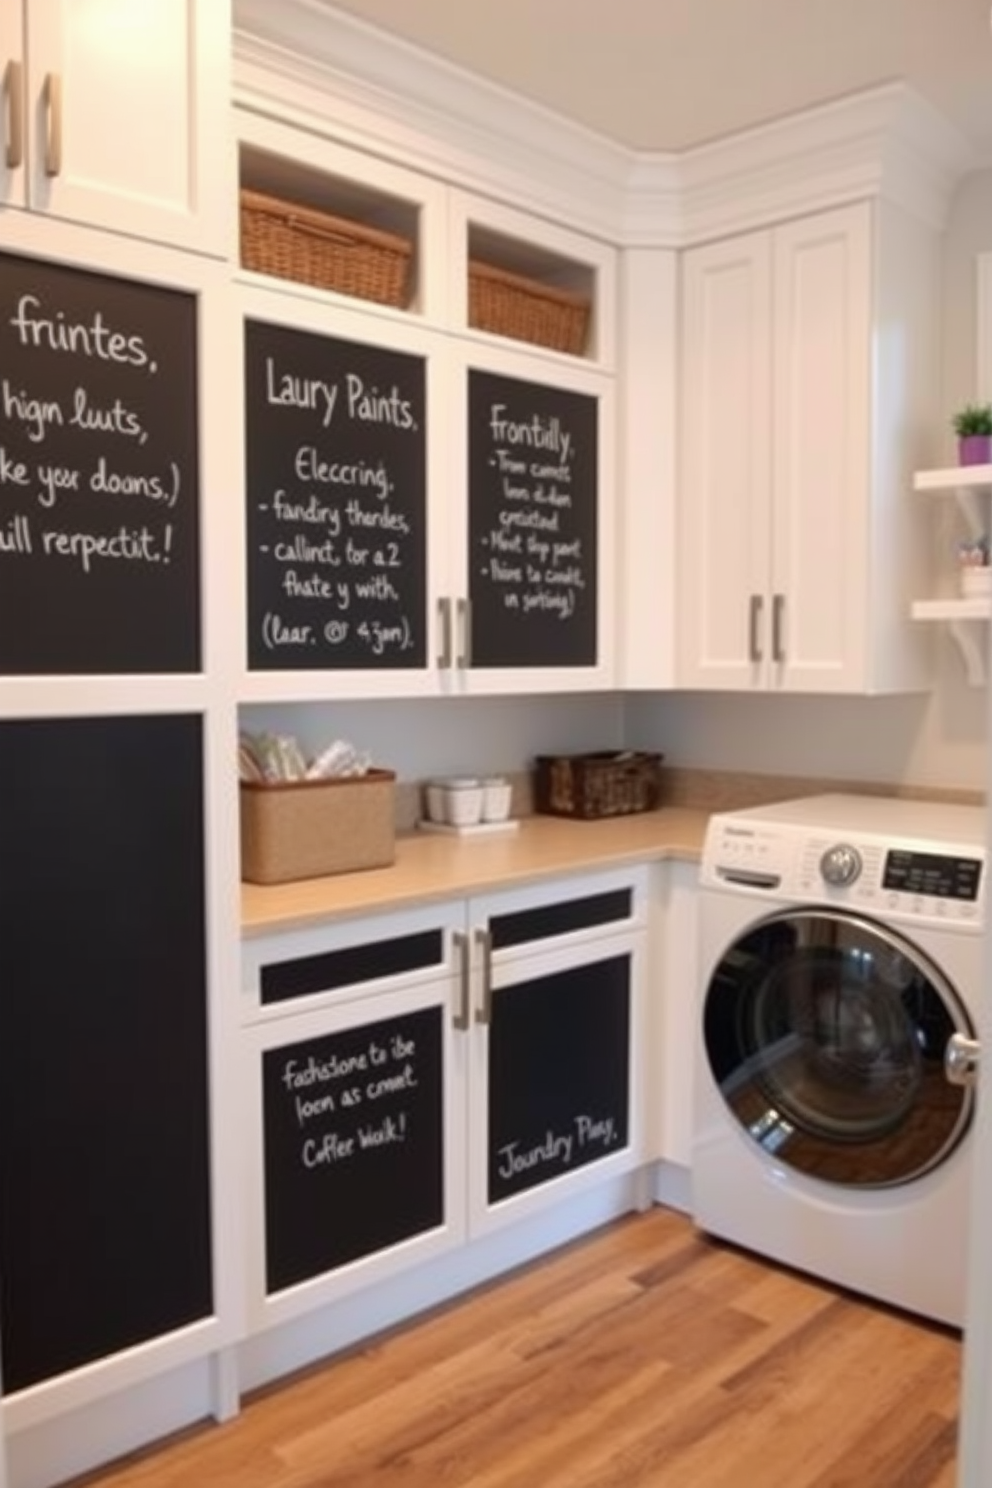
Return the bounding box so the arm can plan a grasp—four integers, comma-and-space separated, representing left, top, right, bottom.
820, 843, 863, 887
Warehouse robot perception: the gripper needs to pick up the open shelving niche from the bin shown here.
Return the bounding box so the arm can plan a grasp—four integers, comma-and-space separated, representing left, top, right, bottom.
912, 464, 992, 685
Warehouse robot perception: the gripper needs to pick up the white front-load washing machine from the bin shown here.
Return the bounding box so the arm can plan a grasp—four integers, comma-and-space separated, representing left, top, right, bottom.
694, 793, 986, 1327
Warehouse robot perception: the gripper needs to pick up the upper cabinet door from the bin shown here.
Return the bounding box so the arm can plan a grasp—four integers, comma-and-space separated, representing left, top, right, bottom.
771, 205, 871, 693
15, 0, 230, 255
677, 230, 773, 689
0, 8, 26, 209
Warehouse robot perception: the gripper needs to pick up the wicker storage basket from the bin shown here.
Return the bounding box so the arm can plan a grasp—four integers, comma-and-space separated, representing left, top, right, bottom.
469, 260, 590, 355
534, 752, 663, 821
240, 770, 396, 884
240, 189, 412, 307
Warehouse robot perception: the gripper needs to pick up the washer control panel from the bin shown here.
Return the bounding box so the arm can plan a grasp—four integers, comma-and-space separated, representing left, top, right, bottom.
701, 816, 986, 928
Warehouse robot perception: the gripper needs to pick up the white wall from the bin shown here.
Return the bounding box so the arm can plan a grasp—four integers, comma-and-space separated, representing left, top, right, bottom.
240, 694, 625, 780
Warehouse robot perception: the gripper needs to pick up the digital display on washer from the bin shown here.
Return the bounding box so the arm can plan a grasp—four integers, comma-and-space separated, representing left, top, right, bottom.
882, 849, 983, 901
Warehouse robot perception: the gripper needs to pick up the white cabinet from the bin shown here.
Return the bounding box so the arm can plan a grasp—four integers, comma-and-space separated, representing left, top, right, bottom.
241, 869, 647, 1332
0, 0, 230, 255
678, 201, 936, 694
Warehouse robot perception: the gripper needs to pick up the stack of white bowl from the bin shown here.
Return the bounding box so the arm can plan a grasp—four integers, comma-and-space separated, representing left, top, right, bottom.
425, 776, 512, 827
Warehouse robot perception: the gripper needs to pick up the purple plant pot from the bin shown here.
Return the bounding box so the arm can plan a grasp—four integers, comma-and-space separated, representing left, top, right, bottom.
958, 434, 992, 466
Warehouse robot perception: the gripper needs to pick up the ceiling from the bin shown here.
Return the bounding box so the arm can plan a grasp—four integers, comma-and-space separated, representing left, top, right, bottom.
323, 0, 992, 156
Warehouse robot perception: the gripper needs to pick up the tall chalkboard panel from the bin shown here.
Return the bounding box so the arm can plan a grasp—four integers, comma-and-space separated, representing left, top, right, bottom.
0, 252, 200, 674
263, 1007, 443, 1294
244, 320, 427, 670
488, 955, 629, 1205
0, 716, 212, 1393
468, 370, 598, 668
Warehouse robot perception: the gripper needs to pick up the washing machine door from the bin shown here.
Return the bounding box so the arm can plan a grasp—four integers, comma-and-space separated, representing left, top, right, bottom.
703, 909, 975, 1188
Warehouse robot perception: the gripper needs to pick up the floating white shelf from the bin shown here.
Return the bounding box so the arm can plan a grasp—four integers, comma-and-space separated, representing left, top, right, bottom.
911, 466, 992, 684
912, 463, 992, 494
911, 598, 992, 621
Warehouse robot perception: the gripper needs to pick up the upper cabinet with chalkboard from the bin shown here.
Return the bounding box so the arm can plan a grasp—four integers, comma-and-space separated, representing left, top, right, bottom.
0, 251, 201, 676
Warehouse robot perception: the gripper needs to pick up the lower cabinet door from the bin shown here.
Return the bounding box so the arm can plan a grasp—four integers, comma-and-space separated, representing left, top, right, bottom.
0, 715, 212, 1394
245, 976, 467, 1330
468, 929, 645, 1235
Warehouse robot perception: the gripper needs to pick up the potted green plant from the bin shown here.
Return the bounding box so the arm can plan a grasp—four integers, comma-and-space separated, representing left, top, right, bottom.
952, 403, 992, 466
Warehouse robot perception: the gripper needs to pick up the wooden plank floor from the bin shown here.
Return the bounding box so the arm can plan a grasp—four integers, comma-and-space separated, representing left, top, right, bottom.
70, 1208, 961, 1488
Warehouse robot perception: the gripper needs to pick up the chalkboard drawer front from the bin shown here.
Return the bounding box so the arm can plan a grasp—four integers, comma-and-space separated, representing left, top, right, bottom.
244, 904, 463, 1022
247, 978, 467, 1322
488, 889, 633, 951
261, 929, 444, 1005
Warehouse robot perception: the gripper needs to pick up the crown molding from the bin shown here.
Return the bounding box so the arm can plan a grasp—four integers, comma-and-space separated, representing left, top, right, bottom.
233, 0, 978, 250
233, 0, 631, 243
675, 84, 978, 244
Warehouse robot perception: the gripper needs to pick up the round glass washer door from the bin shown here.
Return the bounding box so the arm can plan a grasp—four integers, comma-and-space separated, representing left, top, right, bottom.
703, 909, 975, 1189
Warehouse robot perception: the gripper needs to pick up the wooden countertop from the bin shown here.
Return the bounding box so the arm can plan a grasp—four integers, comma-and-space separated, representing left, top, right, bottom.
241, 807, 708, 936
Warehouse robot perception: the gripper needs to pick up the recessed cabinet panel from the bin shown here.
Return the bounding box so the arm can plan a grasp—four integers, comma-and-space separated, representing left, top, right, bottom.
244, 318, 427, 671
467, 369, 598, 668
0, 251, 200, 675
262, 1005, 444, 1294
488, 953, 630, 1205
0, 715, 212, 1393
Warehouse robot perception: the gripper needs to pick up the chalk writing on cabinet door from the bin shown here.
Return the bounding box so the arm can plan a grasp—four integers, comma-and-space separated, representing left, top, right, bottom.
0, 253, 199, 674
245, 321, 427, 671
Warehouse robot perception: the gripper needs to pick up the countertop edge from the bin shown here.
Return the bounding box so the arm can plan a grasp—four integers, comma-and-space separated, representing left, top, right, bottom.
241, 808, 708, 937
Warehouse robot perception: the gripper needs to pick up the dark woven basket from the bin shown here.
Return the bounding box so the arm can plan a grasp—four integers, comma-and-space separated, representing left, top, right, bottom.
240, 189, 412, 308
534, 752, 664, 820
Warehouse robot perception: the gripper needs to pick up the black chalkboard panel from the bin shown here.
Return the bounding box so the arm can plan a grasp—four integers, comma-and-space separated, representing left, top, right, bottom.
0, 251, 200, 674
468, 369, 598, 668
263, 1006, 443, 1293
488, 955, 629, 1204
245, 320, 427, 670
0, 716, 212, 1393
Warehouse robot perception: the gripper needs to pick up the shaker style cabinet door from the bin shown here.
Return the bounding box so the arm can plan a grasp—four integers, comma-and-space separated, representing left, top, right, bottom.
677, 230, 773, 689
1, 0, 229, 254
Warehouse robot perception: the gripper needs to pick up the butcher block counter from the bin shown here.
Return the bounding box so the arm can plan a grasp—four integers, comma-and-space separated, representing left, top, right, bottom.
241, 806, 709, 935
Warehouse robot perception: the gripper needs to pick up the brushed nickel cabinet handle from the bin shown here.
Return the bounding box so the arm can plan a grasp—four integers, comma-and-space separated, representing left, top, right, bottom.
456, 596, 472, 668
5, 60, 23, 169
748, 594, 763, 663
451, 931, 470, 1032
44, 72, 62, 177
474, 927, 492, 1025
772, 593, 786, 663
437, 596, 452, 669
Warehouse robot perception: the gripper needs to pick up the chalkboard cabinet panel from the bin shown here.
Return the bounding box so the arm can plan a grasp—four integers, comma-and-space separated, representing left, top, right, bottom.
1, 0, 229, 255
0, 715, 212, 1394
0, 249, 201, 676
245, 976, 467, 1326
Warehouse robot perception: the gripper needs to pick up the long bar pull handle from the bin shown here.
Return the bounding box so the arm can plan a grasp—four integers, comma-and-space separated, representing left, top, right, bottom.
771, 593, 786, 663
44, 72, 62, 177
474, 927, 492, 1025
5, 60, 24, 169
437, 596, 452, 670
748, 594, 763, 663
456, 596, 472, 669
451, 931, 470, 1032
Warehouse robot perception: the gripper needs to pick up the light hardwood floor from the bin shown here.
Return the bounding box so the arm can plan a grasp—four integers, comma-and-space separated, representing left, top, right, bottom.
71, 1207, 961, 1488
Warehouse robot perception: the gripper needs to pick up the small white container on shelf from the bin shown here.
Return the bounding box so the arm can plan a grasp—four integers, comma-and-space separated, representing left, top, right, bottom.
481, 777, 512, 822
